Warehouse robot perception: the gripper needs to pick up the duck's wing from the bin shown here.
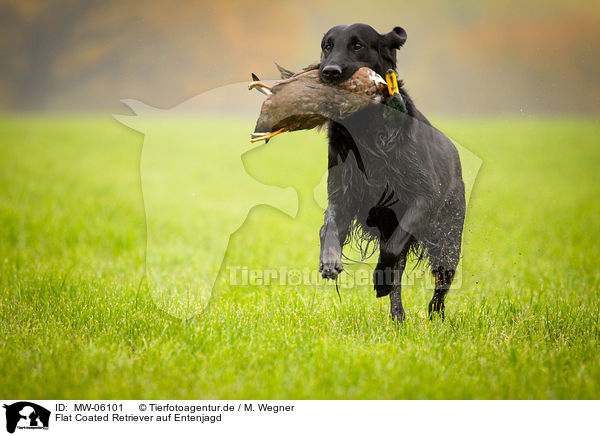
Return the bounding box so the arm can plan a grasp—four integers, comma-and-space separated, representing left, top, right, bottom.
274, 61, 321, 80
294, 62, 320, 77
275, 62, 295, 79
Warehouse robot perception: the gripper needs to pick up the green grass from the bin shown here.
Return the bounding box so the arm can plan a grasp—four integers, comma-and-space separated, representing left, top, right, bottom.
0, 115, 599, 399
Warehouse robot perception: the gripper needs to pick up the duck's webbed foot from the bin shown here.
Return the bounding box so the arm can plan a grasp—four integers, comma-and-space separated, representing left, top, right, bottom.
248, 78, 273, 96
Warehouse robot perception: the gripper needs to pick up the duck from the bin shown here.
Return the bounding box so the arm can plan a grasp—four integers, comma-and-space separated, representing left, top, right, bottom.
248, 63, 393, 143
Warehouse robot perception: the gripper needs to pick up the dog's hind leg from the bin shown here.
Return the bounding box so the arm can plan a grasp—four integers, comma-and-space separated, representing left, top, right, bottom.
426, 235, 461, 320
426, 199, 465, 319
428, 267, 455, 319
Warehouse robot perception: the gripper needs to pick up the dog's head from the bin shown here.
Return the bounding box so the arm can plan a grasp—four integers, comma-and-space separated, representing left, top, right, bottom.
319, 23, 406, 84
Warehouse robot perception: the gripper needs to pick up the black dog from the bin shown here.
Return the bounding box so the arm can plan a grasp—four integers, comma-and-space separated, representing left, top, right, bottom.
317, 23, 466, 321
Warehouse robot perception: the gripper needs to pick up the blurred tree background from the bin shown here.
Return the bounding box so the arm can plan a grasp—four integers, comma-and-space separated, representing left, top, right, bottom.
1, 0, 598, 114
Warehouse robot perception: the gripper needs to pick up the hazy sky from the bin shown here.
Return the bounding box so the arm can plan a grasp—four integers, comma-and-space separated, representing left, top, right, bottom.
1, 0, 598, 114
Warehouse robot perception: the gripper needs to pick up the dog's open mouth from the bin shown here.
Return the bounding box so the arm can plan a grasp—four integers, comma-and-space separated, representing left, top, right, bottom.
250, 128, 287, 143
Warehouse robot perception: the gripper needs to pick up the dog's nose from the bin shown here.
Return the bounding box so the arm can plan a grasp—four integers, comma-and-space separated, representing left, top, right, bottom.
321, 65, 342, 81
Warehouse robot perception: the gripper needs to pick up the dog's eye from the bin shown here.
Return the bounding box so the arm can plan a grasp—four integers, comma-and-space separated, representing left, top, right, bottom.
353, 42, 363, 51
324, 42, 333, 51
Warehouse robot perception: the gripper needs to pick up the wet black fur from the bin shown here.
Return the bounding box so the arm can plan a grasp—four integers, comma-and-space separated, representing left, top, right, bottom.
317, 23, 466, 321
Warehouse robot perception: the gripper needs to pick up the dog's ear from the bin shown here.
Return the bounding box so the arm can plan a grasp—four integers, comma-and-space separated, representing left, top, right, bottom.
384, 27, 407, 49
379, 27, 407, 68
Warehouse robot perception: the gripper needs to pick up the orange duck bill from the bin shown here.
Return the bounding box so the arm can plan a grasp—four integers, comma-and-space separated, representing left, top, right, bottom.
250, 128, 287, 143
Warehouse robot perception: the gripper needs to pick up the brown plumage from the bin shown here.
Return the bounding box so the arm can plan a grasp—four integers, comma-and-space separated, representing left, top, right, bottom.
249, 64, 387, 142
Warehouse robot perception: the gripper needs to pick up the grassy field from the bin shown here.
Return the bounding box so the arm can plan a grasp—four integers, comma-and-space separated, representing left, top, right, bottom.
0, 115, 599, 399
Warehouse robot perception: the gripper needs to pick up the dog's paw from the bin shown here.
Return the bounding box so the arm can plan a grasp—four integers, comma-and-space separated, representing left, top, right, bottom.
428, 297, 446, 320
319, 256, 343, 280
390, 308, 405, 323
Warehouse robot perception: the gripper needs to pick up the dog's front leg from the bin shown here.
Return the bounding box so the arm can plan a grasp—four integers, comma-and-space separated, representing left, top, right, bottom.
373, 198, 431, 321
374, 226, 411, 321
319, 203, 349, 280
